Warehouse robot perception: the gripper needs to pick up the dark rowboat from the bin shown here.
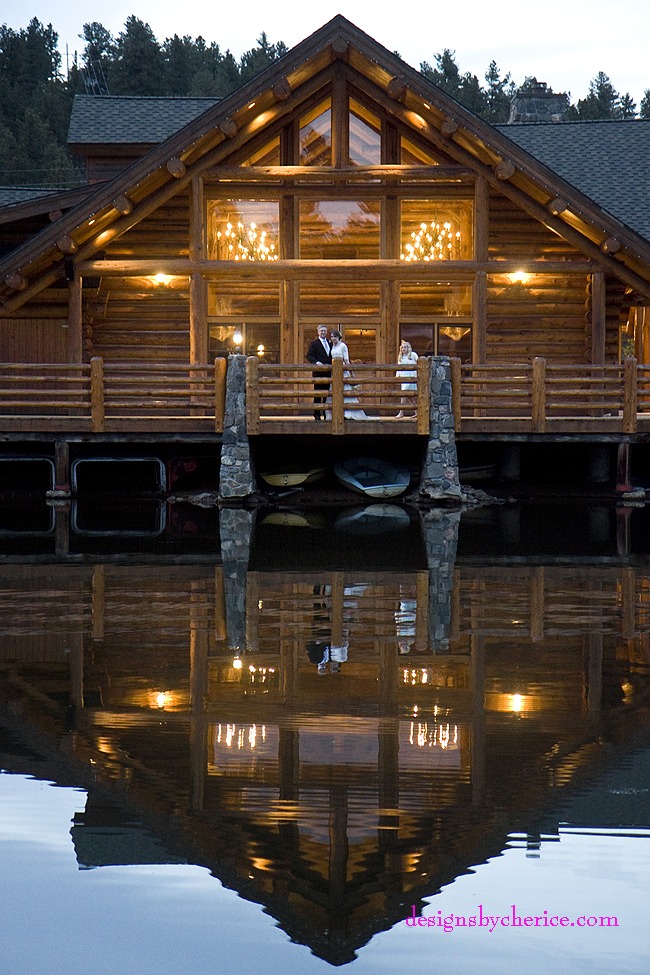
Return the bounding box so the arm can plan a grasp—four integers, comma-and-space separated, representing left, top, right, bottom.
333, 457, 410, 499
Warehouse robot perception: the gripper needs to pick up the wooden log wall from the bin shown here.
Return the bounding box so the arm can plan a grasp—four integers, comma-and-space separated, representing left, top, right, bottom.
486, 189, 617, 364
0, 313, 68, 362
86, 195, 192, 362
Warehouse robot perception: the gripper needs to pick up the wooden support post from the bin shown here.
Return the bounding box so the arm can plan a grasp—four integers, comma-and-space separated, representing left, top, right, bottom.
90, 356, 105, 432
246, 355, 260, 435
450, 356, 462, 432
616, 442, 632, 493
214, 356, 227, 432
189, 177, 207, 365
331, 357, 344, 434
54, 439, 70, 494
621, 567, 636, 641
590, 272, 606, 364
67, 276, 83, 363
416, 356, 430, 434
214, 566, 226, 642
473, 271, 487, 362
530, 566, 545, 643
91, 565, 105, 642
414, 570, 429, 650
531, 356, 546, 432
470, 634, 486, 807
474, 175, 489, 262
622, 356, 638, 433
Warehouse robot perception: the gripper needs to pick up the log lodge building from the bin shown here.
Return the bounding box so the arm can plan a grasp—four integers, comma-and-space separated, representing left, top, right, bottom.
2, 15, 650, 495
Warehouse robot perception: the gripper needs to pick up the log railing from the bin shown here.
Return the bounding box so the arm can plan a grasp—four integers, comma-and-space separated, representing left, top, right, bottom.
0, 358, 227, 433
453, 358, 650, 434
1, 355, 650, 437
246, 357, 431, 435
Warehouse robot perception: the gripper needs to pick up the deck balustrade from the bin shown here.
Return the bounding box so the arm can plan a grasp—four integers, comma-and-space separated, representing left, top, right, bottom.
0, 355, 648, 436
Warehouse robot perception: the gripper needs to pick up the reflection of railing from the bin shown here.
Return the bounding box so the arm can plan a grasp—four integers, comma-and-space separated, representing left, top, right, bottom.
452, 358, 648, 434
0, 359, 227, 433
246, 357, 430, 435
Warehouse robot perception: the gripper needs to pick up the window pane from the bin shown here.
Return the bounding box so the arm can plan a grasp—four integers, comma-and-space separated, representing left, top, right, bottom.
241, 137, 281, 167
300, 101, 332, 166
207, 200, 279, 261
401, 137, 440, 166
437, 324, 472, 361
400, 282, 472, 318
208, 323, 279, 362
349, 99, 381, 165
299, 200, 380, 259
401, 199, 473, 261
207, 280, 280, 318
300, 281, 380, 319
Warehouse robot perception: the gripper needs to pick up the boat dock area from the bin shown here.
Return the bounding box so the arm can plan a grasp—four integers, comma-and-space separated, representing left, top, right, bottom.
2, 354, 650, 497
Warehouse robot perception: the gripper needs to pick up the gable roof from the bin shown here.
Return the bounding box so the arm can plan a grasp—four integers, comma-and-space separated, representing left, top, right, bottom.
68, 95, 220, 152
2, 14, 650, 309
496, 119, 650, 242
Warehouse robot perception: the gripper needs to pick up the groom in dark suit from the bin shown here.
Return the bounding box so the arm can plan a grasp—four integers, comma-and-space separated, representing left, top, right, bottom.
306, 324, 332, 420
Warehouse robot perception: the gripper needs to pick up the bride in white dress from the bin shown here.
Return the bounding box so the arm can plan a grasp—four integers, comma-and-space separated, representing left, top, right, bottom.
327, 329, 368, 420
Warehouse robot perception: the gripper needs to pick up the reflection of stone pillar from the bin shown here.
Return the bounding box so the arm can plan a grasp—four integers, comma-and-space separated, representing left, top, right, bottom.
220, 508, 255, 651
420, 356, 462, 500
91, 565, 105, 642
219, 354, 257, 498
420, 509, 460, 651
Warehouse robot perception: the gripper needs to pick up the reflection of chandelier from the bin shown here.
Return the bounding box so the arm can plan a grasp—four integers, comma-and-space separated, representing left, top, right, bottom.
216, 722, 267, 749
217, 221, 278, 261
439, 326, 471, 343
401, 220, 461, 261
408, 721, 459, 749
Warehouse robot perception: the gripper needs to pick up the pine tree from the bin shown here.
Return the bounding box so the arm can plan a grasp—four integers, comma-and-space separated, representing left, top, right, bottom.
111, 17, 165, 95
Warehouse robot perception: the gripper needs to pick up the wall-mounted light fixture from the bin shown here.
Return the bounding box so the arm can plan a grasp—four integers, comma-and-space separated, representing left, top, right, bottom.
152, 272, 173, 287
508, 270, 531, 286
232, 328, 244, 347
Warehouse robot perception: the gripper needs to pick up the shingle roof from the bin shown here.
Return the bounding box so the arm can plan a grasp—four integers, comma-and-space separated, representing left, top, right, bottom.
0, 186, 65, 206
496, 119, 650, 242
67, 95, 220, 147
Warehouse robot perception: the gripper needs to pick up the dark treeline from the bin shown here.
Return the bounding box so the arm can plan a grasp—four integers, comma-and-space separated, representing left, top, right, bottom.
1, 17, 649, 188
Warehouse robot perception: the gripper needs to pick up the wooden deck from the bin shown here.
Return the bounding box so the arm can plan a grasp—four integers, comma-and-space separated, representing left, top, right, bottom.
0, 355, 650, 439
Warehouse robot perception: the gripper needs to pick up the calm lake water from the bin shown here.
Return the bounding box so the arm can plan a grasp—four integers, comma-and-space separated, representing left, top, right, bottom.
1, 498, 649, 974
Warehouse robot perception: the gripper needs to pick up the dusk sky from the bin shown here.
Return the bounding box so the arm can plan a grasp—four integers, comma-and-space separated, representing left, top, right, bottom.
7, 1, 650, 106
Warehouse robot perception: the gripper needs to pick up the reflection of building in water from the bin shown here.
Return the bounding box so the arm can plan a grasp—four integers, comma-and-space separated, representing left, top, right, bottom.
0, 559, 649, 963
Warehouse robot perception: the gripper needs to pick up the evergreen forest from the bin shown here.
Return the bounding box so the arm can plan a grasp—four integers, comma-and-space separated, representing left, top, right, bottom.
1, 16, 649, 188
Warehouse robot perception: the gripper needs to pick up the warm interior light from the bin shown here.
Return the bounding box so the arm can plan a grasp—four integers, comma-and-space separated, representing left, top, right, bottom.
232, 329, 243, 346
401, 220, 462, 261
510, 693, 524, 713
153, 272, 173, 286
154, 691, 171, 709
439, 326, 471, 343
232, 656, 243, 669
256, 343, 265, 356
216, 220, 278, 261
508, 270, 531, 285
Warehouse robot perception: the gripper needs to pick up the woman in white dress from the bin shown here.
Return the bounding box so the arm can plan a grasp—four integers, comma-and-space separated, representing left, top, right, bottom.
327, 330, 368, 420
396, 340, 418, 417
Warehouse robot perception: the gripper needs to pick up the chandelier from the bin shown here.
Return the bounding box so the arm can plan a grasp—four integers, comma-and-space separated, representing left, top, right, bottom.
216, 221, 278, 261
401, 220, 461, 261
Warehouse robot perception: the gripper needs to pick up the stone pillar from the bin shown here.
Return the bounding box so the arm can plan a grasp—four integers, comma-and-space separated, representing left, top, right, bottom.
419, 356, 462, 501
420, 509, 461, 651
218, 354, 257, 499
220, 507, 255, 651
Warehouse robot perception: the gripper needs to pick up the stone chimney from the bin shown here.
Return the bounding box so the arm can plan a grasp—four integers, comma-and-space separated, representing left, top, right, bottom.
508, 82, 569, 123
